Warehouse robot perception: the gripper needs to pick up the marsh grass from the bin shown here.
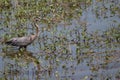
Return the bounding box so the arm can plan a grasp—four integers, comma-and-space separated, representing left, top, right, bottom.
0, 0, 120, 80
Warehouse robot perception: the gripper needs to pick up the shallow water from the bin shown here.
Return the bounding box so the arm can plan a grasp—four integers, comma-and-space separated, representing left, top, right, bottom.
0, 0, 120, 80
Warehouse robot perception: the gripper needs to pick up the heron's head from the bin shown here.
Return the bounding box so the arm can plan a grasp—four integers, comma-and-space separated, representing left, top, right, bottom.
33, 17, 41, 23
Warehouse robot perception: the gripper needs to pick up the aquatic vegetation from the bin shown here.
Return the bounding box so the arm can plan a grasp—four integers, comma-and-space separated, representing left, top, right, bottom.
0, 0, 120, 80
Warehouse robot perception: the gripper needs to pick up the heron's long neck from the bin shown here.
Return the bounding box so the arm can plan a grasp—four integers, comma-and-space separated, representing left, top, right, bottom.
34, 23, 39, 37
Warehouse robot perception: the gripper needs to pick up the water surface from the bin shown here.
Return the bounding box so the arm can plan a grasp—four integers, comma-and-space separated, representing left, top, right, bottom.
0, 0, 120, 80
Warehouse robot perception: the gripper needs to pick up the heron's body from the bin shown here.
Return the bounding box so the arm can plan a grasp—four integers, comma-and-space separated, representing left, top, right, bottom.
5, 23, 39, 50
6, 35, 36, 46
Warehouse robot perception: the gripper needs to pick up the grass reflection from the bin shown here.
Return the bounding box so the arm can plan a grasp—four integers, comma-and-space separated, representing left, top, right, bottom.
0, 50, 40, 80
0, 0, 120, 80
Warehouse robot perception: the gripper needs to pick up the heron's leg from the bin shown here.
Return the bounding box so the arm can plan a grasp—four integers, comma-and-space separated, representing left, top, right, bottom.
23, 46, 27, 50
19, 46, 22, 51
19, 46, 27, 51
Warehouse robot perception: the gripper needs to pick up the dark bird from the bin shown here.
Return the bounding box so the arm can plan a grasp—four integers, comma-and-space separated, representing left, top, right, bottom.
5, 22, 40, 50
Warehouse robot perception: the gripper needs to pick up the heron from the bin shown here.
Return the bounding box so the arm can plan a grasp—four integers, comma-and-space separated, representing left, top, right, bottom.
5, 21, 40, 50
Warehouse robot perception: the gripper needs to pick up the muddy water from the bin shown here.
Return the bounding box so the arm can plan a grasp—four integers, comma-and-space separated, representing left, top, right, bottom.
0, 0, 120, 80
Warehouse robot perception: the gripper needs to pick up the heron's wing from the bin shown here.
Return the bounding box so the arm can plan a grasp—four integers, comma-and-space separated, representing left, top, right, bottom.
6, 36, 31, 46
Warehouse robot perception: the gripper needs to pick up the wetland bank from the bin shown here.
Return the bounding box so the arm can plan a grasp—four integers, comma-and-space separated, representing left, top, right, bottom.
0, 0, 120, 80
